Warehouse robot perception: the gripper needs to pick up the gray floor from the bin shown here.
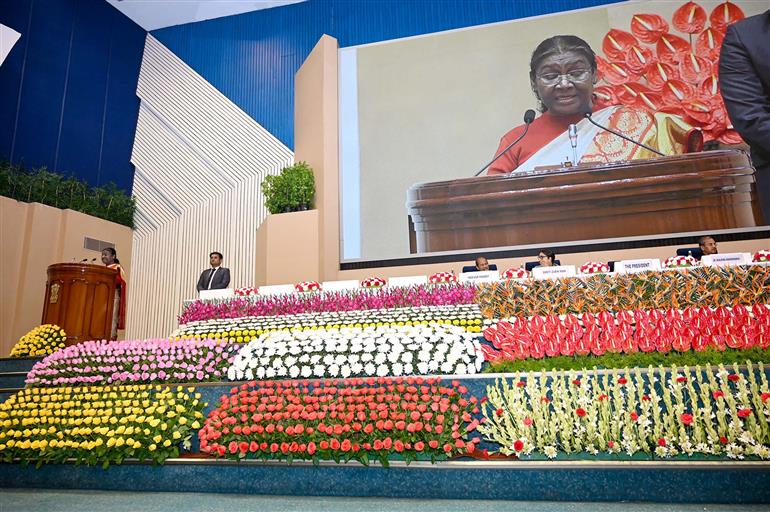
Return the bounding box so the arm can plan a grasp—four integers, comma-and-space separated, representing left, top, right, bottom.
0, 489, 769, 512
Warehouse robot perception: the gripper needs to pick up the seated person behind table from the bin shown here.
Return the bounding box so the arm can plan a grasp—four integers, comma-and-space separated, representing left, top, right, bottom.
537, 249, 557, 267
699, 236, 718, 256
475, 256, 490, 271
488, 35, 700, 175
196, 251, 231, 292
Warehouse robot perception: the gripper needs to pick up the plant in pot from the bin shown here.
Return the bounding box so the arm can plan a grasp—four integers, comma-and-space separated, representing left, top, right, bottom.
262, 161, 315, 214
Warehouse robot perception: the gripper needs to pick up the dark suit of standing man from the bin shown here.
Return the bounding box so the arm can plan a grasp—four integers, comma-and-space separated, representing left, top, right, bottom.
719, 9, 770, 223
196, 251, 231, 292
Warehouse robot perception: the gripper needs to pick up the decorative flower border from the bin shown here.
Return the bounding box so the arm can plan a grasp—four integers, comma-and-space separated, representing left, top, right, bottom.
174, 304, 484, 340
663, 255, 697, 268
11, 324, 66, 358
228, 324, 484, 382
199, 376, 481, 465
25, 338, 241, 387
0, 385, 206, 466
754, 250, 770, 263
478, 363, 770, 459
579, 262, 610, 275
481, 304, 770, 363
476, 265, 770, 319
180, 284, 478, 324
429, 272, 457, 284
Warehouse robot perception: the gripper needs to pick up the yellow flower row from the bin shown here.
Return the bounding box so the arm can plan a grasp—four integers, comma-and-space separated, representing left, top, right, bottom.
10, 324, 66, 358
0, 384, 206, 466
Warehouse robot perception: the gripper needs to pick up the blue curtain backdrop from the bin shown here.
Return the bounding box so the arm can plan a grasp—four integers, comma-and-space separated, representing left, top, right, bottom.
0, 0, 145, 192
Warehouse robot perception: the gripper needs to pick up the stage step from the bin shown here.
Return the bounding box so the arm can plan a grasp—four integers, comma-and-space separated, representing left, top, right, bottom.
0, 356, 42, 373
0, 371, 27, 389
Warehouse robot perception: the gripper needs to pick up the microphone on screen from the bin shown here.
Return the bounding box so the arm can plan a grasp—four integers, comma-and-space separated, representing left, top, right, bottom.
583, 111, 665, 157
473, 109, 537, 177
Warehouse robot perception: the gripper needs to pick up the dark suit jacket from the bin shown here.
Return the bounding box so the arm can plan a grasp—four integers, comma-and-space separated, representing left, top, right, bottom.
719, 10, 770, 219
196, 267, 231, 292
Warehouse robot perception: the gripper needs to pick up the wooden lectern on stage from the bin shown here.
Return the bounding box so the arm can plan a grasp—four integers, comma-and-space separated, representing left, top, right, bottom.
406, 150, 765, 253
41, 263, 118, 345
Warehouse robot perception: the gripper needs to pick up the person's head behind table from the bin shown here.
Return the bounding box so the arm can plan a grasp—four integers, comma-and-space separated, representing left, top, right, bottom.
529, 35, 598, 117
698, 236, 718, 256
475, 256, 490, 271
537, 249, 556, 267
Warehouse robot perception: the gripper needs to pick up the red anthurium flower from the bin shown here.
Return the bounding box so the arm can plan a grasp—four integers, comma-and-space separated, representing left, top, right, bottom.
607, 441, 615, 449
658, 438, 667, 447
572, 379, 582, 386
495, 408, 504, 417
679, 53, 713, 85
727, 374, 740, 382
625, 44, 654, 74
682, 98, 713, 124
575, 408, 587, 417
657, 34, 691, 65
592, 85, 619, 110
676, 376, 688, 383
523, 417, 533, 426
709, 1, 745, 31
719, 436, 728, 444
513, 439, 524, 452
630, 411, 639, 422
699, 75, 720, 97
630, 13, 670, 43
713, 390, 725, 399
695, 28, 724, 60
680, 413, 694, 425
661, 79, 695, 106
517, 381, 526, 388
673, 2, 708, 34
737, 408, 752, 418
603, 29, 639, 60
602, 61, 638, 86
717, 129, 742, 145
761, 393, 770, 403
646, 61, 678, 92
617, 377, 628, 385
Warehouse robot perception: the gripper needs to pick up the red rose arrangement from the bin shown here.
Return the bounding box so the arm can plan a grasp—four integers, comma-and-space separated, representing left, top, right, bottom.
663, 255, 698, 269
429, 272, 457, 284
579, 262, 610, 275
199, 376, 481, 466
234, 287, 259, 296
294, 281, 322, 293
360, 277, 387, 288
502, 268, 530, 280
753, 250, 770, 263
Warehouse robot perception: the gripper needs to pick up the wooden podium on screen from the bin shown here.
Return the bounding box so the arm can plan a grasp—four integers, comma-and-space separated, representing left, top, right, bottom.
41, 263, 118, 345
406, 150, 765, 253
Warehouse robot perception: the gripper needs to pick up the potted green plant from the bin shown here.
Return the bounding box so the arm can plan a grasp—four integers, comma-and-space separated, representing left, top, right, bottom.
262, 161, 315, 214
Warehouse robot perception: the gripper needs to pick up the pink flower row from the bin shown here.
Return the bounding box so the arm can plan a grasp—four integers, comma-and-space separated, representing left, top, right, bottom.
482, 304, 770, 362
179, 284, 478, 324
25, 338, 241, 387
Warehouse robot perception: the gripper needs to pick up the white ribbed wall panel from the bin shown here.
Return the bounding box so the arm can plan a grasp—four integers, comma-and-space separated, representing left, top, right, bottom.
127, 35, 294, 340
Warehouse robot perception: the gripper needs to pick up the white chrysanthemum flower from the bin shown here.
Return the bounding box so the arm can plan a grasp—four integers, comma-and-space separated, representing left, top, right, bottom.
376, 365, 389, 377
289, 365, 300, 378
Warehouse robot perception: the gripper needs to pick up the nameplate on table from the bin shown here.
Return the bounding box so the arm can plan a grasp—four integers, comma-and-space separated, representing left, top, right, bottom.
532, 265, 576, 280
257, 284, 296, 296
459, 270, 500, 283
387, 275, 428, 288
321, 279, 360, 292
701, 253, 750, 267
199, 288, 234, 300
616, 259, 661, 274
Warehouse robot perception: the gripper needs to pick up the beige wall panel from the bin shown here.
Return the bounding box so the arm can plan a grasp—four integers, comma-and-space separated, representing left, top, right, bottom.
255, 210, 320, 286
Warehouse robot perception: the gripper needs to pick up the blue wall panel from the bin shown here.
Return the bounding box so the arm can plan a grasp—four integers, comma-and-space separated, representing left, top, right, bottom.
153, 0, 624, 150
0, 0, 145, 192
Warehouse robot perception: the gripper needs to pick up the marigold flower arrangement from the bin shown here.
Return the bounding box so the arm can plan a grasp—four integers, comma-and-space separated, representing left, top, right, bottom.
25, 338, 241, 387
481, 304, 770, 363
478, 362, 770, 459
199, 376, 481, 466
10, 324, 66, 357
0, 385, 206, 466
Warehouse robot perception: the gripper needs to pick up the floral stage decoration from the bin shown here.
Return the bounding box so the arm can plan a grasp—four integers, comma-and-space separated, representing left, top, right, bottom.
25, 338, 241, 387
10, 324, 67, 358
234, 287, 259, 296
480, 305, 770, 363
295, 281, 321, 293
227, 324, 484, 382
179, 284, 478, 324
478, 362, 770, 459
361, 277, 387, 288
199, 376, 481, 465
579, 262, 610, 275
754, 250, 770, 263
174, 304, 484, 341
429, 272, 457, 284
595, 1, 746, 144
0, 385, 206, 466
476, 265, 770, 319
663, 255, 698, 269
502, 268, 530, 280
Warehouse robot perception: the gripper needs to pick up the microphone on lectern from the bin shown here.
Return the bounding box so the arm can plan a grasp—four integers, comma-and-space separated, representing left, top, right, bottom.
473, 109, 537, 177
583, 110, 665, 157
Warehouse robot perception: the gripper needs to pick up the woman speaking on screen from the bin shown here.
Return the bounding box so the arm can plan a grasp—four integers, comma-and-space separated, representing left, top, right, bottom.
487, 35, 699, 175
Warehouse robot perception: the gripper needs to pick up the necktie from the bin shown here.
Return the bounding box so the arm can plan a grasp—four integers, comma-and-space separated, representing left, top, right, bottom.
207, 268, 218, 289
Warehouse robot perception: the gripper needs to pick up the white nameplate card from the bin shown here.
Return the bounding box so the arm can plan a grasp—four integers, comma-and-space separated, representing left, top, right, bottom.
701, 253, 750, 267
532, 265, 576, 280
387, 275, 428, 288
616, 259, 661, 274
459, 270, 500, 283
199, 288, 234, 300
257, 284, 296, 296
321, 279, 360, 292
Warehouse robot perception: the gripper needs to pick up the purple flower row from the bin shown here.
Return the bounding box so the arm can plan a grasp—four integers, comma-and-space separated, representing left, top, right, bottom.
25, 338, 241, 387
178, 284, 479, 324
